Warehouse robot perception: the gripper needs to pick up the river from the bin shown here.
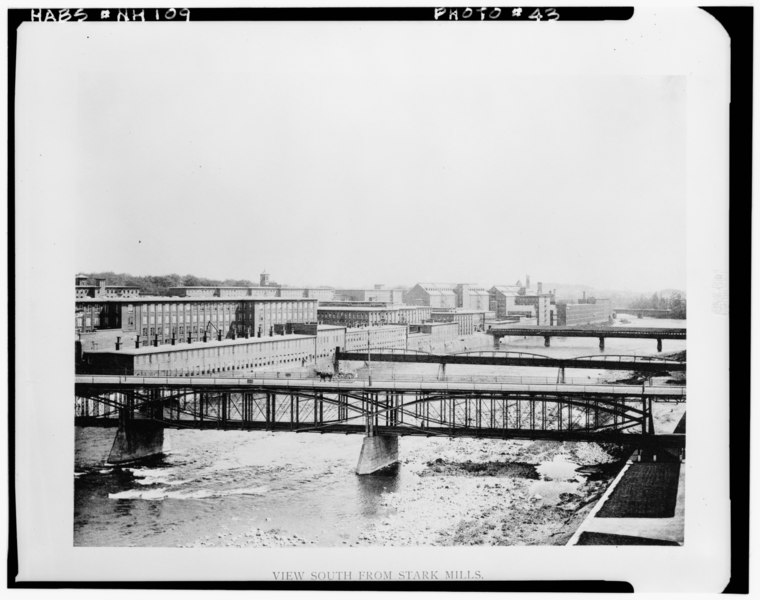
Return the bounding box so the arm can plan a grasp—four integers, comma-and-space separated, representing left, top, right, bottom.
74, 317, 686, 547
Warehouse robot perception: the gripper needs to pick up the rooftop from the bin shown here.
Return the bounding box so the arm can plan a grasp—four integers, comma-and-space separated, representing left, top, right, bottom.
318, 305, 403, 312
75, 296, 319, 304
86, 333, 317, 356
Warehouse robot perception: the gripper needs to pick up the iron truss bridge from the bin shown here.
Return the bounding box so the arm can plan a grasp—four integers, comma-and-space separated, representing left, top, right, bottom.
75, 375, 685, 448
488, 326, 686, 351
335, 349, 686, 372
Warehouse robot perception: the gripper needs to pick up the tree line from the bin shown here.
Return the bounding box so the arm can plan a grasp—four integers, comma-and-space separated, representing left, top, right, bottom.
80, 272, 258, 296
629, 291, 687, 318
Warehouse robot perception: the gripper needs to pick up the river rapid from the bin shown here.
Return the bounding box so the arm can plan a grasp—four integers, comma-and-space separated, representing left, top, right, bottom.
74, 317, 685, 547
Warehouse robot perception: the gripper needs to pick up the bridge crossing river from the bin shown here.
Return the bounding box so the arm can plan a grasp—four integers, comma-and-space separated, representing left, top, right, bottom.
488, 326, 686, 351
75, 374, 686, 469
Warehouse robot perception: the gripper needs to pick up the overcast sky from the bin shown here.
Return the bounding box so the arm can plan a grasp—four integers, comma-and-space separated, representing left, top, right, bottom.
17, 19, 688, 292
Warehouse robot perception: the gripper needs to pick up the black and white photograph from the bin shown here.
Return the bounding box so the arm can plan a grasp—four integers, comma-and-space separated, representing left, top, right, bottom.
10, 2, 745, 591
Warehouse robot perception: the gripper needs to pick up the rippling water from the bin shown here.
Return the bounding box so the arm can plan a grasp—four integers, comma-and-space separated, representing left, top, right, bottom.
75, 427, 621, 547
74, 317, 684, 547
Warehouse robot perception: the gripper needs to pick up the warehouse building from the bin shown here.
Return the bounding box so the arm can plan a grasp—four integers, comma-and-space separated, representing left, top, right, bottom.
404, 283, 458, 309
454, 284, 491, 311
277, 287, 335, 301
429, 309, 483, 336
345, 325, 408, 351
75, 297, 318, 343
333, 288, 404, 304
290, 323, 347, 363
167, 286, 278, 298
407, 282, 494, 312
408, 322, 459, 348
556, 298, 613, 326
75, 301, 122, 333
75, 276, 140, 299
78, 334, 318, 376
488, 284, 524, 318
318, 303, 430, 326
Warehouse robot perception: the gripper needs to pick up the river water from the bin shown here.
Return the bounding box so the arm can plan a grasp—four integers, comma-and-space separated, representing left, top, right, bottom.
74, 317, 686, 547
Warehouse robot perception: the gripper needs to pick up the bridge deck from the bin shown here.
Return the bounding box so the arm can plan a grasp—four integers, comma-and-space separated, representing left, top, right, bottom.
489, 326, 686, 339
75, 375, 685, 398
336, 351, 685, 372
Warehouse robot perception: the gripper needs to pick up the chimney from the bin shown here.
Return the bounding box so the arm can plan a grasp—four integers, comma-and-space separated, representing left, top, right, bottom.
526, 274, 531, 290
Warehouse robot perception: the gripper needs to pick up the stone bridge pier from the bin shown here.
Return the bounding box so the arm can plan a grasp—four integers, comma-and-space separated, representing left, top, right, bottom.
356, 407, 399, 474
356, 435, 399, 475
107, 391, 165, 464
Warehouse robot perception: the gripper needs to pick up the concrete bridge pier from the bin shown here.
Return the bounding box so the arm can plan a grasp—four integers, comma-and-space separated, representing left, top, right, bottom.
356, 435, 399, 475
657, 338, 663, 352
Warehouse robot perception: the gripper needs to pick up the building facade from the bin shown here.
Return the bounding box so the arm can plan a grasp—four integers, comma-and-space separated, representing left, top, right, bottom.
318, 303, 430, 326
556, 299, 613, 326
75, 297, 318, 343
167, 286, 278, 298
345, 325, 408, 351
75, 276, 140, 299
79, 334, 317, 376
333, 288, 404, 304
489, 285, 522, 318
454, 284, 491, 311
409, 322, 458, 345
429, 310, 480, 336
404, 283, 458, 309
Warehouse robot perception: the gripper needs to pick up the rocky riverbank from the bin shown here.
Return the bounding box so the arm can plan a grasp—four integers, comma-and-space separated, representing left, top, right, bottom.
178, 437, 625, 548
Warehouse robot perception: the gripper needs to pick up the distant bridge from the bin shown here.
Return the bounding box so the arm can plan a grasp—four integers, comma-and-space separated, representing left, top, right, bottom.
336, 349, 685, 374
488, 326, 686, 352
614, 308, 675, 318
75, 374, 685, 471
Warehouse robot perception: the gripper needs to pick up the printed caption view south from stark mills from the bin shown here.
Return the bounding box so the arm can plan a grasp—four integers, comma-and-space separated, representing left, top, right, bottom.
74, 272, 686, 548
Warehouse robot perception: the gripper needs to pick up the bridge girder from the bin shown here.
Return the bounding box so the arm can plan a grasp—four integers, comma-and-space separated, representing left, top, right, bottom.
76, 383, 670, 441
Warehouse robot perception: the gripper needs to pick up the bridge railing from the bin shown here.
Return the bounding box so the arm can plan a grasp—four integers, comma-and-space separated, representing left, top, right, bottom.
77, 370, 654, 387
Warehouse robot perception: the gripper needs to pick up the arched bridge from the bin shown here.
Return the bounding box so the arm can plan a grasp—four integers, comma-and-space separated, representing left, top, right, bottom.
335, 349, 685, 372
